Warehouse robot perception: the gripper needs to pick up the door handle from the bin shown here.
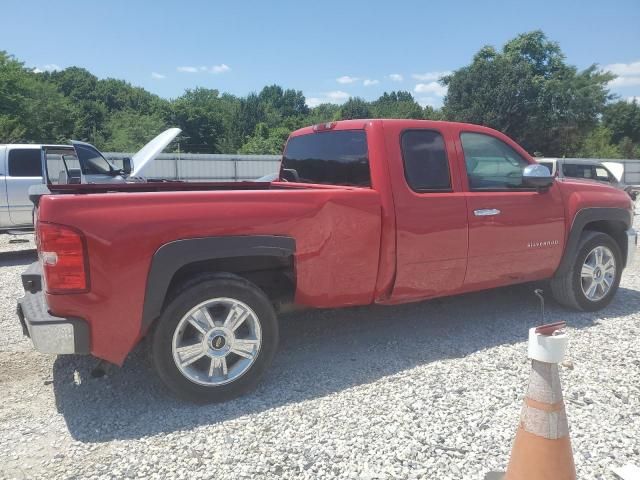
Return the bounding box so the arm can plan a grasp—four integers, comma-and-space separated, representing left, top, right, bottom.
474, 208, 501, 216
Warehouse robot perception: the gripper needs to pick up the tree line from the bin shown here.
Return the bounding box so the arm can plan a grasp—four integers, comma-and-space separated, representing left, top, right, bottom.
1, 31, 639, 158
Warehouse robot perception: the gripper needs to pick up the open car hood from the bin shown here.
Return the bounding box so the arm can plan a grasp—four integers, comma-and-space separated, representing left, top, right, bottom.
130, 127, 181, 177
601, 162, 624, 183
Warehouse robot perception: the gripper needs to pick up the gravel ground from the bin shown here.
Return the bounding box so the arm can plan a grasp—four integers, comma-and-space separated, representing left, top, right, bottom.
1, 236, 639, 479
0, 232, 35, 254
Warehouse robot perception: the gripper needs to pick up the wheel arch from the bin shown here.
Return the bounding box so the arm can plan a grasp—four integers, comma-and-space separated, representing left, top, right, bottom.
555, 207, 631, 278
141, 236, 295, 334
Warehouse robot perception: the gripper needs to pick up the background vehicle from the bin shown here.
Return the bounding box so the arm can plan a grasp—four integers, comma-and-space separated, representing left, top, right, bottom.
0, 128, 180, 230
18, 119, 637, 402
536, 157, 638, 200
0, 144, 69, 229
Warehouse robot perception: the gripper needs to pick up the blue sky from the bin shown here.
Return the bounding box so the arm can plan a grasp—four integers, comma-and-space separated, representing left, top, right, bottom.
2, 0, 639, 108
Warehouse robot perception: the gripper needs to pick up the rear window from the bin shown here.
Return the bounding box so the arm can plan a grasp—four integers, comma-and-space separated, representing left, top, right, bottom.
8, 149, 42, 177
281, 130, 370, 187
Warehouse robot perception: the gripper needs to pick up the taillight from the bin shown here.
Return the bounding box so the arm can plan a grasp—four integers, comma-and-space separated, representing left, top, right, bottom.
37, 222, 89, 294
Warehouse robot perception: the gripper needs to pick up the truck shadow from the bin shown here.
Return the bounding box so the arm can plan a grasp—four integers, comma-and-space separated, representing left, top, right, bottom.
52, 282, 640, 442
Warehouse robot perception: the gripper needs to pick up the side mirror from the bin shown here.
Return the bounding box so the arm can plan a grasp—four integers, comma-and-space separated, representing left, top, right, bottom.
122, 157, 133, 175
522, 164, 554, 189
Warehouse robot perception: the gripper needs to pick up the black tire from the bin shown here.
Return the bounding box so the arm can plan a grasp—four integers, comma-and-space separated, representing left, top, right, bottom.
151, 273, 278, 402
550, 231, 622, 311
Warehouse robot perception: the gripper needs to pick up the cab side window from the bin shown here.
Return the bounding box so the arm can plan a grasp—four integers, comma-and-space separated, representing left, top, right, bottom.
401, 130, 451, 191
8, 149, 42, 177
460, 132, 529, 190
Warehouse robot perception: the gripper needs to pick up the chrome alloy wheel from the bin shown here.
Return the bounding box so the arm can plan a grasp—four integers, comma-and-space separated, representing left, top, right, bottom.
171, 297, 262, 386
581, 246, 616, 302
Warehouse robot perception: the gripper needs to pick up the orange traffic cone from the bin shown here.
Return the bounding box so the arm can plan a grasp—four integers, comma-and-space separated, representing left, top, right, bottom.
487, 321, 576, 480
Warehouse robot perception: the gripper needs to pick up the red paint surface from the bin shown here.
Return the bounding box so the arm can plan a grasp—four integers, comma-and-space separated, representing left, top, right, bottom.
36, 120, 633, 364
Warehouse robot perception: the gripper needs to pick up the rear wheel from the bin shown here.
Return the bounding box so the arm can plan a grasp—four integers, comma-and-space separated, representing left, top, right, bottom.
551, 231, 622, 311
151, 273, 278, 402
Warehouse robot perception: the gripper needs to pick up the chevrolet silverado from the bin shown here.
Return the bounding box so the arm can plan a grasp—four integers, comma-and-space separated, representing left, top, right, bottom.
17, 119, 637, 402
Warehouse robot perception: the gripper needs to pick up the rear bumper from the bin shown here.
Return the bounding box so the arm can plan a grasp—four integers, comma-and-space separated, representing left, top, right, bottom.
626, 228, 637, 268
17, 262, 90, 354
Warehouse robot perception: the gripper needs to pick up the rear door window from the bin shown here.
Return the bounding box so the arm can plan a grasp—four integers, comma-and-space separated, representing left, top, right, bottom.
281, 130, 370, 187
401, 130, 451, 191
8, 149, 42, 177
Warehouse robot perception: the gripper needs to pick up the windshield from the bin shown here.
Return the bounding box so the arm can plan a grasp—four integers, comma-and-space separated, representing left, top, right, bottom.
281, 130, 370, 187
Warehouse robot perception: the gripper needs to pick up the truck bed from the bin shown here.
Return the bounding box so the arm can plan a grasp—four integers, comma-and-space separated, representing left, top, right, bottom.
36, 183, 384, 363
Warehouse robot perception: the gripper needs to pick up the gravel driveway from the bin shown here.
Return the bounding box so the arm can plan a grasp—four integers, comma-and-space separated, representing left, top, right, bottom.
1, 243, 638, 479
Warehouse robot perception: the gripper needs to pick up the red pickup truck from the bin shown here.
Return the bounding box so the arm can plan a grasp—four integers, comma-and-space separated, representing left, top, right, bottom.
17, 119, 637, 402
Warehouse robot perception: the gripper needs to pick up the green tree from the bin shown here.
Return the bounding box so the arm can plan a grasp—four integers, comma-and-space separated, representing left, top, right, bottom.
306, 103, 341, 124
238, 123, 290, 154
95, 77, 166, 116
618, 137, 640, 159
0, 51, 74, 143
258, 85, 309, 119
97, 111, 167, 152
371, 91, 423, 119
170, 88, 225, 153
338, 97, 371, 120
602, 100, 640, 144
576, 126, 621, 158
227, 93, 267, 151
442, 31, 614, 156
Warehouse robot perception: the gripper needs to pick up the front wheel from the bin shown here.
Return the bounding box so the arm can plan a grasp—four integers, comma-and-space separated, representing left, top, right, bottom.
551, 231, 622, 311
151, 273, 278, 402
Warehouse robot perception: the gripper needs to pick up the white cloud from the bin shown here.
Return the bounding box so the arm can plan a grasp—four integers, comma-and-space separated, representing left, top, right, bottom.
414, 81, 448, 97
177, 64, 231, 74
306, 97, 323, 108
363, 79, 379, 86
305, 90, 350, 107
337, 75, 358, 84
610, 76, 640, 87
326, 90, 350, 102
388, 73, 403, 82
33, 63, 61, 73
417, 96, 442, 108
151, 72, 166, 79
412, 71, 451, 81
211, 64, 230, 74
604, 60, 640, 92
627, 96, 640, 103
605, 61, 640, 76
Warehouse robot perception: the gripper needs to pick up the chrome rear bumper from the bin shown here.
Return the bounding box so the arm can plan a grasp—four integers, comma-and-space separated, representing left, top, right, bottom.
17, 262, 90, 354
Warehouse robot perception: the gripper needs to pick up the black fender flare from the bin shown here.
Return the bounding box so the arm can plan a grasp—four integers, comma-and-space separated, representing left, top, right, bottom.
554, 207, 632, 277
141, 235, 295, 332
